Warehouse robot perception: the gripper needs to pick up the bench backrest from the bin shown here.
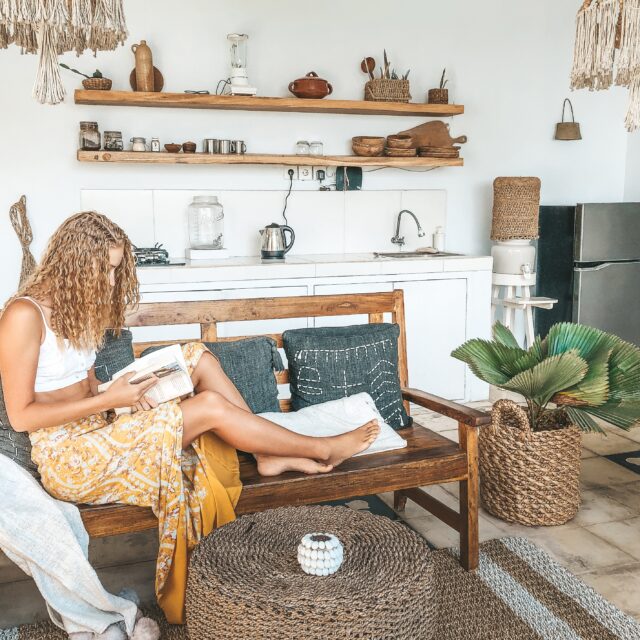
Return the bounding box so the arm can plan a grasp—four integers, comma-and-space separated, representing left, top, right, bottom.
125, 291, 409, 412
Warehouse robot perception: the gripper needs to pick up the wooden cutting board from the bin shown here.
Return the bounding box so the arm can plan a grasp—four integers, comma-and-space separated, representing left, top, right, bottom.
397, 121, 467, 149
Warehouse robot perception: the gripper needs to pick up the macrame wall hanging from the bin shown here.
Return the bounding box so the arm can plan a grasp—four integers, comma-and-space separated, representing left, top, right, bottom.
570, 0, 640, 131
9, 195, 37, 288
0, 0, 128, 105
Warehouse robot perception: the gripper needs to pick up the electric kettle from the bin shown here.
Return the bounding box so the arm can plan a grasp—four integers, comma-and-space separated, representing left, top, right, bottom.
259, 222, 295, 260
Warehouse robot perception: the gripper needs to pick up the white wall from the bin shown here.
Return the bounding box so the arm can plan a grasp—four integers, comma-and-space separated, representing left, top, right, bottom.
0, 0, 631, 304
625, 132, 640, 200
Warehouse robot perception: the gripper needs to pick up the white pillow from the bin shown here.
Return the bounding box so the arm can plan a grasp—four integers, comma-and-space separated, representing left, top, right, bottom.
258, 392, 407, 457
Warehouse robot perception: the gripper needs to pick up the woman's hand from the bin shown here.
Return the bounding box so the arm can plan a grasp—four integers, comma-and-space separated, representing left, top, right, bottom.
131, 395, 159, 414
100, 373, 159, 411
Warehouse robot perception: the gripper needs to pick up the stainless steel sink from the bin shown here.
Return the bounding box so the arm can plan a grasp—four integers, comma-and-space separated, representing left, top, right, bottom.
373, 251, 462, 259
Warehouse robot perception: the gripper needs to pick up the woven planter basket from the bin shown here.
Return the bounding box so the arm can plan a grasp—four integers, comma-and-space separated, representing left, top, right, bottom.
490, 177, 541, 241
479, 400, 582, 526
364, 79, 411, 103
82, 77, 112, 90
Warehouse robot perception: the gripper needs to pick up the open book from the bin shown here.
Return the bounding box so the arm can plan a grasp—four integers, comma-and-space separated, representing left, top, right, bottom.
98, 344, 194, 415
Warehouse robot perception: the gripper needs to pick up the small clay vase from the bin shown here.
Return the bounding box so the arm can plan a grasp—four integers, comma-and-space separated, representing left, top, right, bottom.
131, 40, 154, 92
182, 141, 197, 153
289, 72, 333, 99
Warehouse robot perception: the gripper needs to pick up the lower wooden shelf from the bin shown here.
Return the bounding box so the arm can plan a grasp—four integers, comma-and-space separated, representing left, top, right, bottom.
77, 150, 463, 169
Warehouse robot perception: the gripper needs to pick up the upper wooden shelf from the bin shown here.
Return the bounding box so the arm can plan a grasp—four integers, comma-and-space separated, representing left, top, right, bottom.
74, 90, 464, 117
77, 150, 463, 169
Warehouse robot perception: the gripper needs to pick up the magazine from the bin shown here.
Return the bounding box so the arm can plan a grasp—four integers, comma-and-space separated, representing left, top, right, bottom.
98, 344, 193, 414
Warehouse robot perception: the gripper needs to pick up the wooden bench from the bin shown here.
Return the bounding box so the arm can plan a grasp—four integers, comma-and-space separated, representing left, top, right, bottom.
79, 291, 489, 571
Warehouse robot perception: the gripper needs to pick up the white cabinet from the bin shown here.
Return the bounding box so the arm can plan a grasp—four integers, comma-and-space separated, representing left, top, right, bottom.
395, 279, 467, 400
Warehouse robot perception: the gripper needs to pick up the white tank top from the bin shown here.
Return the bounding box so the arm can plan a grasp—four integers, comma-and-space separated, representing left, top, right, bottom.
18, 297, 96, 392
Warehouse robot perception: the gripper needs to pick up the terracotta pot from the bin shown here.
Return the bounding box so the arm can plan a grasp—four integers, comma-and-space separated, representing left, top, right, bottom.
289, 72, 333, 99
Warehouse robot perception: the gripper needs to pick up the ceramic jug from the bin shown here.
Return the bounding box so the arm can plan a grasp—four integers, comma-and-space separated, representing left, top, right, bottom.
131, 40, 154, 92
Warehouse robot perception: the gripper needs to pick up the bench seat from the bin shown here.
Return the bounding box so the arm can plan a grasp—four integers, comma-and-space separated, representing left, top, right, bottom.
79, 422, 465, 538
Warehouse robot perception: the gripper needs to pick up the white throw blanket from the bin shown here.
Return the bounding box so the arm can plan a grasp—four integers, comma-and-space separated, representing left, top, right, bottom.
0, 455, 137, 636
259, 392, 407, 455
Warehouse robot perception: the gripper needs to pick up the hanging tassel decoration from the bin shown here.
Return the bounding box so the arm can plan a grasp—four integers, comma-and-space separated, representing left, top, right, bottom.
616, 0, 640, 85
32, 23, 65, 104
571, 0, 598, 89
625, 71, 640, 129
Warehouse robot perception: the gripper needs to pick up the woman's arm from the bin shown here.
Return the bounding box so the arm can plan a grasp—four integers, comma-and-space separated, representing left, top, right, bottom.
0, 302, 156, 432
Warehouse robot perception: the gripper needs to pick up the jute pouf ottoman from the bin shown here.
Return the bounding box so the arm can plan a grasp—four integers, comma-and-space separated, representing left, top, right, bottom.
186, 505, 435, 640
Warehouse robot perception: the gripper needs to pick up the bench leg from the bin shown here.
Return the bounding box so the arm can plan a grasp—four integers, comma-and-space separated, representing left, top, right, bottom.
393, 491, 407, 512
458, 421, 479, 571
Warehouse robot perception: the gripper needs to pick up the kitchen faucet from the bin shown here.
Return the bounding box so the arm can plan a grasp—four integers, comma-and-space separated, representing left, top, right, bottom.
391, 210, 426, 249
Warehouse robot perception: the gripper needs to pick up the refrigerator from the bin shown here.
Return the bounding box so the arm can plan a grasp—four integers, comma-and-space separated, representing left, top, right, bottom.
536, 203, 640, 346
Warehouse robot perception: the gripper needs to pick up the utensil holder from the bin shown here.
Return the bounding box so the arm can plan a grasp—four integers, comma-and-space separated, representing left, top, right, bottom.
364, 79, 411, 103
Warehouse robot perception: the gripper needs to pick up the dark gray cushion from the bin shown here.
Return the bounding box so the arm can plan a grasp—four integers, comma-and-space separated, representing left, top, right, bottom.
142, 338, 283, 415
94, 329, 135, 383
0, 376, 40, 478
283, 323, 412, 430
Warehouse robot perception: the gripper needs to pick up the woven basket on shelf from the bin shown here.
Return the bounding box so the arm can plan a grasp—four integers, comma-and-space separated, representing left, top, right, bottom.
479, 400, 582, 526
82, 77, 112, 90
364, 79, 411, 103
490, 177, 541, 241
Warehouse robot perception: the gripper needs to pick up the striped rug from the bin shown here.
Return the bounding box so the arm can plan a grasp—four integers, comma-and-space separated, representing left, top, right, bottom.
2, 537, 638, 640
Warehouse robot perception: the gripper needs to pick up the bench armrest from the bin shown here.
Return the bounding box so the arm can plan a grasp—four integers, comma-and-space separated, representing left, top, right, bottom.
402, 388, 491, 428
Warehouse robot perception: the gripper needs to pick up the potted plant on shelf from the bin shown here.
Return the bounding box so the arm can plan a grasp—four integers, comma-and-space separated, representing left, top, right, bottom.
428, 68, 449, 104
452, 322, 640, 526
59, 63, 112, 90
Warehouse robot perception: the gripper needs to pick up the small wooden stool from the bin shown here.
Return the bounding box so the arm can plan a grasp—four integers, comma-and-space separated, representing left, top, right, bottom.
491, 272, 557, 348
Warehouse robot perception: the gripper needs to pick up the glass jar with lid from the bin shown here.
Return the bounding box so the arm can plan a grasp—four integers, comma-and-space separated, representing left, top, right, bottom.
188, 196, 224, 249
79, 121, 101, 150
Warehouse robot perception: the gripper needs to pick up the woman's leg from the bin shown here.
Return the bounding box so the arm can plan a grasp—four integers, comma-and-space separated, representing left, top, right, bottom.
190, 352, 337, 475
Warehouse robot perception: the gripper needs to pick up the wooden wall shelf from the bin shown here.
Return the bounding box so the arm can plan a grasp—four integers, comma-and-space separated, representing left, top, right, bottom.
74, 90, 464, 117
77, 150, 463, 169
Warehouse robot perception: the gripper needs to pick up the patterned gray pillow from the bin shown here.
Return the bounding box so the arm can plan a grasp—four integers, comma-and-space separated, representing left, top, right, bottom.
283, 323, 412, 430
0, 376, 40, 479
94, 329, 135, 383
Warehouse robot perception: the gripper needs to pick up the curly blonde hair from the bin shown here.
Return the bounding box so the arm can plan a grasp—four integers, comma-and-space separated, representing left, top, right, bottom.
4, 211, 139, 350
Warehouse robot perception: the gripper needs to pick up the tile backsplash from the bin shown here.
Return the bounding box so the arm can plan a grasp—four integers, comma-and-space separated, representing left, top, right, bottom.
80, 189, 446, 258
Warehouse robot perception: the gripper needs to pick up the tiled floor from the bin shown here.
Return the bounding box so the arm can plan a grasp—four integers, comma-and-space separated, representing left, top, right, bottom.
381, 402, 640, 622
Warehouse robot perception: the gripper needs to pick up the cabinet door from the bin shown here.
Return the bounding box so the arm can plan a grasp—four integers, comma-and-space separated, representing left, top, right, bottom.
313, 283, 394, 327
395, 280, 467, 400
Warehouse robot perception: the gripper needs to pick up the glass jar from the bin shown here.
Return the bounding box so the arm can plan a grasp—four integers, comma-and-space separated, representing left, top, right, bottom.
310, 140, 323, 155
296, 140, 310, 155
79, 121, 101, 150
188, 196, 224, 249
130, 137, 147, 152
150, 137, 160, 152
104, 131, 123, 151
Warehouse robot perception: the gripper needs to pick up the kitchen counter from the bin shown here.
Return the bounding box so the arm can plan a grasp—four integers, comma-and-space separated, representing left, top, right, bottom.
137, 252, 493, 286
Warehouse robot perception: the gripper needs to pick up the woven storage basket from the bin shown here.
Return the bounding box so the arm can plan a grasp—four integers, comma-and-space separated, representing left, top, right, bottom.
364, 79, 411, 102
186, 505, 435, 640
490, 177, 541, 241
479, 400, 582, 526
82, 77, 112, 90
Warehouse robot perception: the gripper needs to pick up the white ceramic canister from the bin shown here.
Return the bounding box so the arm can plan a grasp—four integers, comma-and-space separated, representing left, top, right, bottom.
297, 533, 343, 576
491, 239, 536, 275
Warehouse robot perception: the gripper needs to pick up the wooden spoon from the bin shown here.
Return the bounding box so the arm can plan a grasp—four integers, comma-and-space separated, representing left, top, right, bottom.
360, 57, 375, 81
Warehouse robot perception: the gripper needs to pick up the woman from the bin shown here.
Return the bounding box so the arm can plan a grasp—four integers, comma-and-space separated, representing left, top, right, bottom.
0, 212, 379, 624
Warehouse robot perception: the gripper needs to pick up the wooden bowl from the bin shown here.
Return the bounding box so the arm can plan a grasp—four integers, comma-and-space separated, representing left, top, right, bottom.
164, 143, 181, 153
386, 134, 413, 149
352, 136, 385, 157
182, 141, 197, 153
384, 147, 417, 157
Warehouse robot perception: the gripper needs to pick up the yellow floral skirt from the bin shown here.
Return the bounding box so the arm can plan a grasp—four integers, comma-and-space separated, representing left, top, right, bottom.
29, 342, 242, 624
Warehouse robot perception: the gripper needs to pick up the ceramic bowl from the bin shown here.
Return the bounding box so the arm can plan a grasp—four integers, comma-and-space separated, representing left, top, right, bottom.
386, 134, 413, 149
164, 143, 181, 153
182, 141, 197, 153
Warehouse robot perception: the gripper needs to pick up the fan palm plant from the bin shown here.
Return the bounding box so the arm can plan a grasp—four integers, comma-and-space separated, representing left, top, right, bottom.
452, 322, 640, 434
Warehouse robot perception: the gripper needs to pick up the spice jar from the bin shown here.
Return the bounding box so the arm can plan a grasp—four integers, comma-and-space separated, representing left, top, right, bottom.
188, 196, 224, 249
310, 141, 324, 155
296, 140, 310, 155
130, 137, 147, 152
151, 137, 160, 152
104, 131, 123, 151
79, 121, 101, 151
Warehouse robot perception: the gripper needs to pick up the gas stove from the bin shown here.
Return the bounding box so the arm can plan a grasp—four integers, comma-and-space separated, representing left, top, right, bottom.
133, 244, 185, 267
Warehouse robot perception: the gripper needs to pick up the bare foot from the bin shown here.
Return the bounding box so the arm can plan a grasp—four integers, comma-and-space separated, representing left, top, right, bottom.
256, 454, 334, 477
325, 420, 380, 467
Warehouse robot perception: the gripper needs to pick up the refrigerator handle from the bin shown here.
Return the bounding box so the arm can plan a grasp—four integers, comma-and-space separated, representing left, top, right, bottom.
574, 263, 611, 272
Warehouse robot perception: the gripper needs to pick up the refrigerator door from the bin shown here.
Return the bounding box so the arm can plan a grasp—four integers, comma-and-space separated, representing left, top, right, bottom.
574, 261, 640, 345
575, 203, 640, 262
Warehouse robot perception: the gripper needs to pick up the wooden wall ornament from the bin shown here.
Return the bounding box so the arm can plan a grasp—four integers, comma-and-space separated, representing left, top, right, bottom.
0, 0, 128, 105
9, 195, 37, 288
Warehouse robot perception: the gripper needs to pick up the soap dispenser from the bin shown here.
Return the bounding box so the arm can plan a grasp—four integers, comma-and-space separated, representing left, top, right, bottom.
433, 226, 445, 252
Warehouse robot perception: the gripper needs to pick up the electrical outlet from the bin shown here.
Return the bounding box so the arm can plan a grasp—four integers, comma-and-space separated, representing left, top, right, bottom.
298, 166, 314, 181
313, 167, 327, 181
324, 166, 337, 180
284, 167, 298, 180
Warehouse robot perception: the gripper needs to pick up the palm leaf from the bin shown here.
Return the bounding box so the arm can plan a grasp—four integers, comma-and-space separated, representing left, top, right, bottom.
501, 352, 588, 408
546, 322, 612, 360
555, 344, 611, 407
493, 322, 520, 349
582, 400, 640, 431
608, 339, 640, 401
528, 335, 546, 363
563, 406, 605, 434
451, 339, 513, 386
